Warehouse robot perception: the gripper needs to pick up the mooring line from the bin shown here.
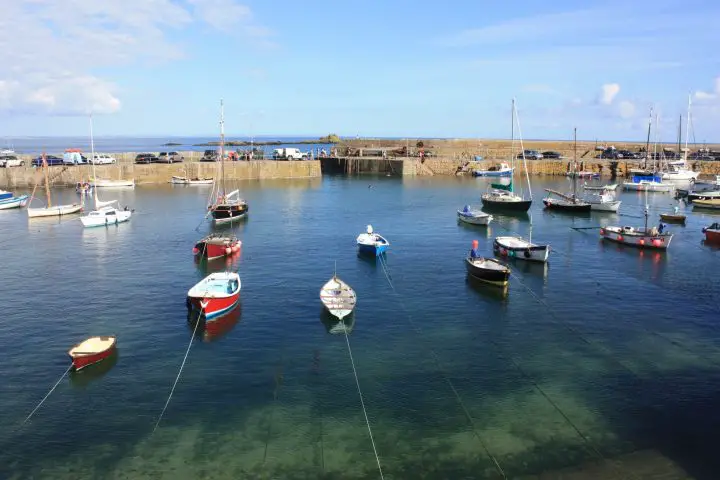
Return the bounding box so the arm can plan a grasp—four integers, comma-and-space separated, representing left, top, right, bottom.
343, 329, 385, 480
378, 255, 506, 478
22, 365, 72, 425
262, 358, 285, 464
153, 308, 203, 433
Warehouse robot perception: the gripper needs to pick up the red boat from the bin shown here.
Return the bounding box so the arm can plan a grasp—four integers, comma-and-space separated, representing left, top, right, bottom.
703, 223, 720, 243
68, 336, 117, 371
193, 233, 241, 260
187, 271, 241, 320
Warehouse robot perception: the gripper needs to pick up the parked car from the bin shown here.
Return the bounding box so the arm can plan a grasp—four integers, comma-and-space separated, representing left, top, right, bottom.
32, 155, 64, 167
0, 155, 25, 167
517, 150, 543, 160
615, 150, 639, 159
541, 151, 562, 159
90, 154, 116, 164
135, 153, 158, 164
201, 149, 219, 162
156, 151, 184, 163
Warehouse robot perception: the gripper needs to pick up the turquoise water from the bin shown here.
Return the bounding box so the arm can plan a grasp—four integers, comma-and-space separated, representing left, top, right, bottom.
0, 176, 719, 479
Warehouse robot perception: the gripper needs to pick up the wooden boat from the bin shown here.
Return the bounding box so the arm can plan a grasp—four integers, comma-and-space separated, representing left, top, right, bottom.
187, 271, 241, 320
586, 192, 621, 212
688, 190, 720, 202
659, 208, 686, 224
494, 236, 549, 263
193, 233, 241, 260
68, 336, 117, 371
356, 224, 389, 256
0, 193, 29, 210
583, 182, 618, 191
457, 205, 493, 225
320, 275, 357, 320
567, 171, 599, 179
80, 206, 132, 228
472, 162, 513, 177
703, 223, 720, 243
28, 153, 84, 218
543, 190, 591, 212
91, 178, 135, 188
465, 256, 510, 287
208, 102, 249, 224
171, 175, 214, 185
693, 198, 720, 210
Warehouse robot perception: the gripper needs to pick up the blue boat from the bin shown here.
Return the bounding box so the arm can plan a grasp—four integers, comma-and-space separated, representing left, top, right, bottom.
471, 162, 513, 177
0, 194, 29, 210
0, 189, 13, 201
356, 225, 390, 256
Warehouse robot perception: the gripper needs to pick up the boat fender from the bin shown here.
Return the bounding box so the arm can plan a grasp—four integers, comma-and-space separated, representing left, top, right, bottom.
524, 249, 531, 259
192, 247, 200, 255
599, 228, 605, 235
617, 234, 624, 242
499, 248, 507, 256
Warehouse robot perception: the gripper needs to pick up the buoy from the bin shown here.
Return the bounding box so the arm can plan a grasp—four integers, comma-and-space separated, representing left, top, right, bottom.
617, 235, 624, 242
599, 228, 605, 235
192, 247, 200, 255
472, 239, 479, 249
652, 239, 662, 247
231, 245, 240, 253
225, 247, 232, 255
500, 248, 508, 256
639, 239, 645, 246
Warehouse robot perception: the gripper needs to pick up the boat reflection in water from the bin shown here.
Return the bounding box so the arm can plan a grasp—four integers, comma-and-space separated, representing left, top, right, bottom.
68, 349, 119, 389
187, 303, 242, 342
320, 308, 355, 335
465, 273, 509, 301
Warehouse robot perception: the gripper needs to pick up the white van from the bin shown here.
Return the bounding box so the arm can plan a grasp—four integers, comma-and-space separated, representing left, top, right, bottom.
90, 154, 117, 164
272, 148, 304, 160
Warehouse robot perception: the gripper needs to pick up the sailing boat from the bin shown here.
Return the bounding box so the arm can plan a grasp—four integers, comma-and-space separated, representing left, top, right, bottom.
481, 99, 532, 212
623, 108, 673, 193
27, 152, 84, 218
494, 213, 550, 263
543, 128, 591, 212
208, 100, 248, 224
661, 94, 699, 182
600, 189, 673, 249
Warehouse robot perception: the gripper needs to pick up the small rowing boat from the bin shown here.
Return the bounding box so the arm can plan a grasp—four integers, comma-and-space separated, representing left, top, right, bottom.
494, 236, 549, 263
457, 205, 493, 225
171, 176, 214, 185
187, 271, 241, 320
0, 194, 29, 210
466, 241, 510, 287
320, 274, 357, 320
703, 223, 720, 243
356, 224, 389, 256
68, 336, 117, 371
193, 233, 241, 260
659, 207, 686, 224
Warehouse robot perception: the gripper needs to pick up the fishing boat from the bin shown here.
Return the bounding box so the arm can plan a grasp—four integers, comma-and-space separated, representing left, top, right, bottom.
703, 223, 720, 243
693, 198, 720, 210
472, 162, 513, 177
68, 336, 117, 371
659, 207, 686, 224
171, 175, 214, 185
586, 192, 622, 212
583, 182, 618, 192
208, 101, 249, 224
457, 205, 493, 225
356, 225, 389, 256
27, 153, 83, 218
319, 274, 357, 320
0, 193, 29, 210
80, 205, 132, 227
466, 240, 510, 287
481, 99, 533, 213
600, 199, 673, 249
193, 233, 242, 260
186, 271, 241, 320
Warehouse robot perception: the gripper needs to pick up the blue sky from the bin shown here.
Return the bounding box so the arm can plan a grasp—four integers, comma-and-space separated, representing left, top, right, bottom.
1, 0, 719, 141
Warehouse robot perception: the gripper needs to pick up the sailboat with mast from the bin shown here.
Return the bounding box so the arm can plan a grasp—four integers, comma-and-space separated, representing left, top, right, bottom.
623, 107, 673, 193
543, 128, 591, 212
27, 153, 83, 218
481, 99, 532, 212
661, 94, 699, 182
208, 100, 248, 224
493, 213, 550, 263
600, 189, 673, 249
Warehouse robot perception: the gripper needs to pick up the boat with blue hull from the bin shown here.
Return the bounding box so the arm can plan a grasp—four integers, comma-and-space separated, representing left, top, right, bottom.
472, 162, 513, 177
356, 225, 389, 256
0, 193, 29, 210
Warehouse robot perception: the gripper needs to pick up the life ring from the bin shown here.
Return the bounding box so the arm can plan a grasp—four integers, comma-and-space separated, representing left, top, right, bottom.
524, 249, 532, 259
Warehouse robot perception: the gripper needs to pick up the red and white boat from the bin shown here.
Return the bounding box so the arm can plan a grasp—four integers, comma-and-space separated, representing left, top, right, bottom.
68, 336, 117, 371
187, 272, 241, 320
703, 223, 720, 244
193, 233, 241, 260
600, 225, 673, 249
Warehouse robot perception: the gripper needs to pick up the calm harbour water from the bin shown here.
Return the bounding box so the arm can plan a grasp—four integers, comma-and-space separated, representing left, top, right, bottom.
0, 175, 719, 479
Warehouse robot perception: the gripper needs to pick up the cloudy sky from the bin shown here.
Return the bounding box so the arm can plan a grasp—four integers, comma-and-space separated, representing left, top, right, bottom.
0, 0, 719, 141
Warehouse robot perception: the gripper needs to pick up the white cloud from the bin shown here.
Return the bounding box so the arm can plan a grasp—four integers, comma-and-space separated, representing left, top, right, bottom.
0, 0, 272, 116
600, 83, 620, 105
694, 76, 720, 101
617, 100, 636, 119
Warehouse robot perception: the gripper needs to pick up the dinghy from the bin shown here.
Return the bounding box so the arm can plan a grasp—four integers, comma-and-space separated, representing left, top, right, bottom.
693, 198, 720, 210
586, 192, 622, 212
171, 175, 214, 185
80, 206, 132, 228
68, 336, 117, 371
466, 241, 510, 287
457, 205, 493, 225
659, 207, 686, 224
319, 275, 357, 320
187, 271, 241, 320
91, 178, 135, 188
472, 162, 513, 177
0, 194, 29, 210
356, 225, 389, 256
193, 233, 242, 260
703, 223, 720, 243
494, 236, 549, 263
584, 183, 618, 192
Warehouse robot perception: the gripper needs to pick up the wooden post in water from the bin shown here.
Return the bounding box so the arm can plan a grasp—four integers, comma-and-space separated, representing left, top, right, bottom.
42, 152, 52, 208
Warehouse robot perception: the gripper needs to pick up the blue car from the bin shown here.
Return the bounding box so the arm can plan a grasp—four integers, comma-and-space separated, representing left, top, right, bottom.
32, 155, 65, 167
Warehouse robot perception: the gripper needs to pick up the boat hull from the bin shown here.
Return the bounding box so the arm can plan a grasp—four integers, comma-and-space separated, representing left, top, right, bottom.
693, 199, 720, 210
187, 272, 242, 320
171, 176, 214, 185
80, 209, 132, 228
493, 237, 549, 263
543, 198, 591, 212
472, 170, 513, 177
211, 203, 249, 224
0, 195, 29, 210
187, 292, 240, 320
27, 204, 83, 218
588, 200, 621, 212
600, 227, 673, 249
659, 214, 686, 224
623, 182, 674, 192
194, 236, 241, 260
68, 337, 117, 371
705, 229, 720, 243
91, 179, 135, 188
480, 198, 532, 212
357, 243, 387, 256
457, 211, 492, 225
688, 191, 720, 202
465, 258, 510, 287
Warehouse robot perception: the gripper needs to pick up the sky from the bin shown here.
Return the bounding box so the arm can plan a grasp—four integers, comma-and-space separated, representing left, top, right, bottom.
1, 0, 719, 142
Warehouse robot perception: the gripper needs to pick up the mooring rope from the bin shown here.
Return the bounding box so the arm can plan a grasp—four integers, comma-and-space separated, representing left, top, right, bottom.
377, 254, 506, 478
22, 365, 72, 424
342, 328, 384, 479
153, 308, 203, 432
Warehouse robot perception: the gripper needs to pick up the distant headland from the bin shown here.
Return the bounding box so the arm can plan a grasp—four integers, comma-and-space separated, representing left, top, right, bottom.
185, 134, 341, 147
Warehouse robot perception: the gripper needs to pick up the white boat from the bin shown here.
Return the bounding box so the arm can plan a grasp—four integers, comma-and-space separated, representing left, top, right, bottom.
319, 275, 357, 320
493, 235, 549, 263
688, 190, 720, 202
661, 96, 700, 182
91, 178, 135, 188
586, 192, 622, 212
80, 206, 132, 228
600, 225, 672, 249
0, 194, 29, 210
693, 198, 720, 210
170, 175, 214, 185
27, 153, 84, 218
457, 205, 493, 225
623, 175, 674, 192
356, 225, 390, 256
472, 162, 513, 177
583, 182, 618, 192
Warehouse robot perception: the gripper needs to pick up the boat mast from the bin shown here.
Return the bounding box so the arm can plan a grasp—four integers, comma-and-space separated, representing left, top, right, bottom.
645, 107, 653, 172
572, 127, 577, 199
510, 99, 515, 194
677, 114, 682, 159
89, 114, 100, 206
514, 99, 532, 200
220, 100, 226, 198
683, 93, 691, 164
42, 152, 51, 208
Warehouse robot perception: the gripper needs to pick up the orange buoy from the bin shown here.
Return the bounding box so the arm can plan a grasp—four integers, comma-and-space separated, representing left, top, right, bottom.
231, 245, 240, 253
617, 235, 624, 242
639, 239, 645, 246
225, 247, 232, 255
471, 239, 479, 249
